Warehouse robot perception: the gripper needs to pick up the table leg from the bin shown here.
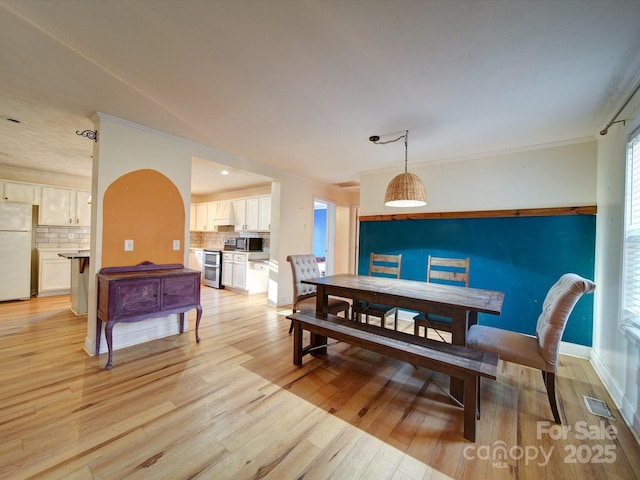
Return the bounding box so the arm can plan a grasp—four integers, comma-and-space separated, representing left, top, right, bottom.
450, 309, 468, 402
468, 311, 478, 328
463, 374, 477, 442
311, 285, 328, 355
293, 321, 303, 366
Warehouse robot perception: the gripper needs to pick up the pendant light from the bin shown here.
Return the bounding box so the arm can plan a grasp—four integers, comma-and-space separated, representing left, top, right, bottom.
370, 130, 427, 207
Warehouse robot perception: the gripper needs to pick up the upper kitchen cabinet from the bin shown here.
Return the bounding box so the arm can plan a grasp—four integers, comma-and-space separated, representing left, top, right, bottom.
39, 186, 91, 226
1, 180, 41, 204
258, 195, 271, 231
191, 203, 209, 231
190, 201, 233, 231
233, 195, 270, 231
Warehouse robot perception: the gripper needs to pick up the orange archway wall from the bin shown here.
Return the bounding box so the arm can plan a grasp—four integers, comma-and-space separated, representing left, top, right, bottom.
102, 169, 185, 268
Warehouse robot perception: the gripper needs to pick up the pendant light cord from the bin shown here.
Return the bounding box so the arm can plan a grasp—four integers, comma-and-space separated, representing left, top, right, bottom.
404, 130, 408, 173
370, 130, 410, 173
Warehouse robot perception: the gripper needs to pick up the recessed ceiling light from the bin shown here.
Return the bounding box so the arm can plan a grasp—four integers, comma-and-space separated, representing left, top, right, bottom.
221, 170, 229, 175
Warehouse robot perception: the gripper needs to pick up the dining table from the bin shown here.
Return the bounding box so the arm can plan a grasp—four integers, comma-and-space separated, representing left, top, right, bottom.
303, 273, 505, 402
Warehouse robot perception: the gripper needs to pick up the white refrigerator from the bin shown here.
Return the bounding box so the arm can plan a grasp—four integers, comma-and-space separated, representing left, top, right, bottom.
0, 202, 32, 301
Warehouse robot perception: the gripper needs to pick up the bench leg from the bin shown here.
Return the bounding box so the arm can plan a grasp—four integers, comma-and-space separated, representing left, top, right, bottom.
463, 374, 477, 442
310, 333, 327, 355
293, 321, 303, 366
477, 376, 481, 419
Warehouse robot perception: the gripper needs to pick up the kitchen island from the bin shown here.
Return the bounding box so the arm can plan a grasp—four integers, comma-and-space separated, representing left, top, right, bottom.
57, 251, 90, 315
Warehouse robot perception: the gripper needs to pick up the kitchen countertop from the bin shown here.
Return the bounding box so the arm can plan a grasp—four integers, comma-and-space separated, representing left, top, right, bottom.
58, 251, 90, 259
227, 251, 269, 261
38, 247, 85, 252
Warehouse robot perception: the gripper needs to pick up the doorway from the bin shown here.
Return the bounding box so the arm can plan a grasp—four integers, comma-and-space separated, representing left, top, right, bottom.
313, 199, 335, 276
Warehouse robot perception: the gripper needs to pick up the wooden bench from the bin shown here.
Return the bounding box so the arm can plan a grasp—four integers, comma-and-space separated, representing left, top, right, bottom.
286, 310, 498, 442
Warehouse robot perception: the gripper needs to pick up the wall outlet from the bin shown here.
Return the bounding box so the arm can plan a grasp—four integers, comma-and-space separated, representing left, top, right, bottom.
124, 239, 134, 251
68, 232, 74, 240
172, 239, 180, 251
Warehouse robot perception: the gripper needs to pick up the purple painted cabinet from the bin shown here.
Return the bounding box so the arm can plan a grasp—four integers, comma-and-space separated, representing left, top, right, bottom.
96, 262, 202, 369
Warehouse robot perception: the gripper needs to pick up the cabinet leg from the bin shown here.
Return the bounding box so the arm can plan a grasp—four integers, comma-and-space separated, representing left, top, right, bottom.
95, 319, 102, 354
195, 305, 202, 343
105, 322, 114, 370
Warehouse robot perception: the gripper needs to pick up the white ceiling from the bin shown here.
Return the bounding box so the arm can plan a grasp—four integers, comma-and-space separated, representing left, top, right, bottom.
1, 0, 639, 195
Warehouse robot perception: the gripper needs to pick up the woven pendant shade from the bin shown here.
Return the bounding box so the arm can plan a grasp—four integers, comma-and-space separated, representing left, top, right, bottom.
384, 172, 427, 207
371, 129, 427, 208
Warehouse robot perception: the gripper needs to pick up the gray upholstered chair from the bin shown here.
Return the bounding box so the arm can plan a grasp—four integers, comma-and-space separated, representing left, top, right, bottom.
467, 273, 595, 424
287, 254, 350, 334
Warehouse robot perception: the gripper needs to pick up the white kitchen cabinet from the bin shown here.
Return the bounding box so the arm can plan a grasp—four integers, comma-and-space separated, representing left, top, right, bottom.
247, 260, 269, 294
232, 254, 247, 290
2, 181, 41, 204
244, 198, 260, 230
232, 199, 247, 231
191, 201, 233, 231
233, 196, 270, 231
193, 203, 209, 231
222, 252, 247, 290
38, 249, 72, 296
206, 203, 219, 229
39, 186, 91, 226
188, 248, 204, 284
221, 251, 268, 294
258, 195, 271, 231
75, 190, 91, 226
222, 252, 234, 286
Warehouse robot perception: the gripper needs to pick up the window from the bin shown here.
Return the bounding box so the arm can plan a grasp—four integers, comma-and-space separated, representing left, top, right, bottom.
623, 131, 640, 328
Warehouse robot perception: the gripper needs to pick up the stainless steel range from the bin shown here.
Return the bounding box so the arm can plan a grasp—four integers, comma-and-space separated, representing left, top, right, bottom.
202, 249, 224, 288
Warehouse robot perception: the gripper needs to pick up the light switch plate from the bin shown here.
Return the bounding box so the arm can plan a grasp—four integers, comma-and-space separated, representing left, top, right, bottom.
124, 239, 134, 251
172, 240, 180, 251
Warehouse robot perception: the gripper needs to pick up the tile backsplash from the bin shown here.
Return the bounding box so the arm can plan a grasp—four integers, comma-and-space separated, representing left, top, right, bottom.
36, 226, 269, 252
36, 225, 91, 250
190, 231, 270, 251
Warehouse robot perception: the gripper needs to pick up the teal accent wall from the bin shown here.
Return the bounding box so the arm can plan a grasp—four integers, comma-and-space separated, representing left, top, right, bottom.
359, 215, 596, 346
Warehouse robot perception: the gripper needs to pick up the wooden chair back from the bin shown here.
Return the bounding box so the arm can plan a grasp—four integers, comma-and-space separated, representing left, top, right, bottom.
369, 253, 402, 278
426, 256, 469, 287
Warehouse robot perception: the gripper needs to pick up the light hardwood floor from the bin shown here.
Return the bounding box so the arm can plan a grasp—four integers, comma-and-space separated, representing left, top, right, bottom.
0, 287, 639, 479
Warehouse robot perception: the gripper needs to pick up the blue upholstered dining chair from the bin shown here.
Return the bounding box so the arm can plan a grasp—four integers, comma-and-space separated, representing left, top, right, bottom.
467, 273, 595, 424
352, 253, 402, 330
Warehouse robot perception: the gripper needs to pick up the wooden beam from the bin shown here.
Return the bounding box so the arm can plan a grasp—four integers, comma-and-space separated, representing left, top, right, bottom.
359, 205, 597, 222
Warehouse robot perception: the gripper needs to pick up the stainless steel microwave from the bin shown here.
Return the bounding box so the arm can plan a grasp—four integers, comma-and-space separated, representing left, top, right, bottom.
236, 237, 263, 251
